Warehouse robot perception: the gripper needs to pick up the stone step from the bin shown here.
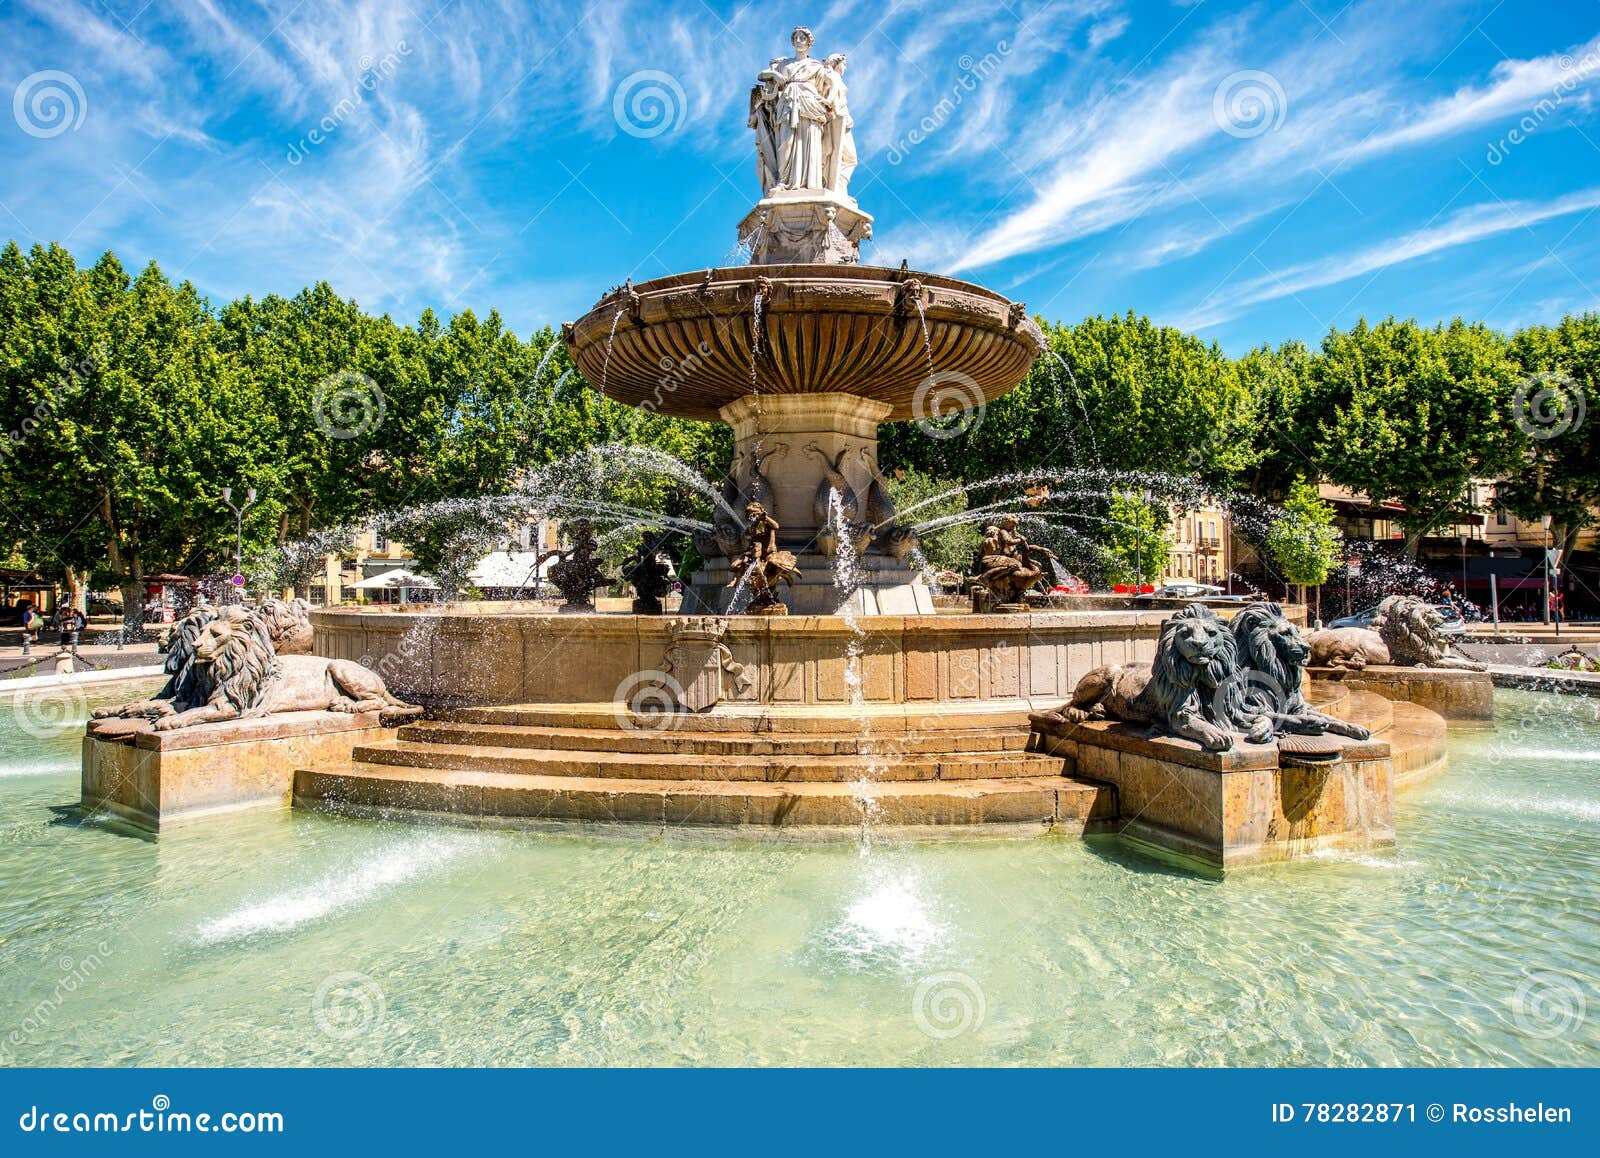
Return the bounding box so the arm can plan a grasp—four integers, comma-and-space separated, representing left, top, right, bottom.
441, 702, 1037, 735
1387, 700, 1450, 788
397, 720, 1034, 757
350, 738, 1068, 784
1338, 689, 1396, 737
294, 763, 1116, 830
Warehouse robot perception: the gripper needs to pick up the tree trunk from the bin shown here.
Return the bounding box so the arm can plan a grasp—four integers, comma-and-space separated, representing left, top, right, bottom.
118, 573, 145, 641
62, 565, 87, 614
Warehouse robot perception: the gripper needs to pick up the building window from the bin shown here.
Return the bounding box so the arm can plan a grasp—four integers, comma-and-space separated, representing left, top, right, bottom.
373, 532, 389, 552
1496, 509, 1507, 526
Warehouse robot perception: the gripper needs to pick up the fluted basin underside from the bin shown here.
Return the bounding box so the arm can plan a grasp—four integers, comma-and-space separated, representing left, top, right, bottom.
567, 264, 1047, 422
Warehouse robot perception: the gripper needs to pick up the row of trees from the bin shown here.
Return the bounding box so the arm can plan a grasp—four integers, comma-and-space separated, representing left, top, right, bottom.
2, 239, 1595, 618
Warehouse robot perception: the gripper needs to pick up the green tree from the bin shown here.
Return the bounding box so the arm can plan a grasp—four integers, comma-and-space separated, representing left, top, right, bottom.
884, 468, 980, 574
0, 243, 279, 633
1237, 339, 1323, 502
879, 311, 1257, 486
1266, 475, 1342, 618
1496, 313, 1600, 560
1101, 493, 1171, 586
1312, 317, 1522, 554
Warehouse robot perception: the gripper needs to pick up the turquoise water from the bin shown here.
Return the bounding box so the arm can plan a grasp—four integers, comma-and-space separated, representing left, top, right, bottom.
1, 684, 1596, 1066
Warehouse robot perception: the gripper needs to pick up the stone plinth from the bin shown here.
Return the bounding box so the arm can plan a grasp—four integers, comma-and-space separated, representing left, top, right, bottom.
738, 191, 871, 264
720, 392, 887, 540
1309, 665, 1494, 720
311, 606, 1171, 709
81, 711, 389, 830
1031, 716, 1397, 874
687, 551, 934, 616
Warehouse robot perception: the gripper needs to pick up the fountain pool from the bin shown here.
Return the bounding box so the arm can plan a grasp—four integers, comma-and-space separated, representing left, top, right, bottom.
6, 685, 1596, 1066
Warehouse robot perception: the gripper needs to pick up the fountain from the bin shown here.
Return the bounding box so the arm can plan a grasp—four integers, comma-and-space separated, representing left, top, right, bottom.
78, 25, 1455, 873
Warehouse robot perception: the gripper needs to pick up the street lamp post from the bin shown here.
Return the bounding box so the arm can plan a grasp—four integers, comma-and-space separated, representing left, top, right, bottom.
220, 486, 257, 604
1541, 515, 1552, 626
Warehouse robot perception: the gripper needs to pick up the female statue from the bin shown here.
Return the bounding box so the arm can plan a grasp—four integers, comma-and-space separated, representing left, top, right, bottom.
762, 27, 832, 192
823, 54, 857, 198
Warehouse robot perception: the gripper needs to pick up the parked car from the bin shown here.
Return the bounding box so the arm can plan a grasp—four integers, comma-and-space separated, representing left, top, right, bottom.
1050, 573, 1090, 595
1149, 582, 1224, 599
1328, 602, 1466, 636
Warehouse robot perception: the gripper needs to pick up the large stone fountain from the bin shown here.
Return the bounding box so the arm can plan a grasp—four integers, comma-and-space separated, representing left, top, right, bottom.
80, 26, 1454, 873
564, 25, 1046, 615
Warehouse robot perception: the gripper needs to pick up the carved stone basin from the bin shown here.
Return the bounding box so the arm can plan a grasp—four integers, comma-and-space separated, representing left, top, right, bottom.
566, 264, 1047, 423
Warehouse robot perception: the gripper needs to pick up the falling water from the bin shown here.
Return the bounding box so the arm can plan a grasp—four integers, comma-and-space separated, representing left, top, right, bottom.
598, 309, 624, 394
830, 488, 886, 843
912, 296, 935, 385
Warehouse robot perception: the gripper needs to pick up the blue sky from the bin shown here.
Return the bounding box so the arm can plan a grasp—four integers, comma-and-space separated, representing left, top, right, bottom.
2, 0, 1597, 353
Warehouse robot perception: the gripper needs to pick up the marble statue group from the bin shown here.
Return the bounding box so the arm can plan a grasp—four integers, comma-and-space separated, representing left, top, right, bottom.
750, 26, 857, 199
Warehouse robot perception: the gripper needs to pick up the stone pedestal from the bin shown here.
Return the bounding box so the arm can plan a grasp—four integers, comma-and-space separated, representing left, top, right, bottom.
1309, 665, 1494, 720
738, 191, 872, 264
720, 392, 887, 542
684, 551, 935, 616
710, 392, 931, 615
82, 711, 390, 830
1031, 717, 1397, 874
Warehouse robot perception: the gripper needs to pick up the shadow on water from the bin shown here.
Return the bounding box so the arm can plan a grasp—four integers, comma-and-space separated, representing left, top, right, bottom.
1079, 832, 1220, 882
48, 803, 157, 843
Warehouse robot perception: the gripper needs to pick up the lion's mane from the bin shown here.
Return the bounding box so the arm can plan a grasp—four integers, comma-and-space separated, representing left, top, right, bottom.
205, 610, 282, 717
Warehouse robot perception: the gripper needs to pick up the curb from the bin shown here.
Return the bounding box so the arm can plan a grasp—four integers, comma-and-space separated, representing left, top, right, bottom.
0, 665, 165, 696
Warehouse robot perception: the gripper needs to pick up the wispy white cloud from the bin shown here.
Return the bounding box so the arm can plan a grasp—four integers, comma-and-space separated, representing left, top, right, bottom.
1179, 187, 1600, 330
1339, 35, 1600, 162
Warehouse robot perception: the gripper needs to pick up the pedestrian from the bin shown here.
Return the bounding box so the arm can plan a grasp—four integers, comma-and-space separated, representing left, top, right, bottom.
60, 606, 86, 650
21, 603, 44, 648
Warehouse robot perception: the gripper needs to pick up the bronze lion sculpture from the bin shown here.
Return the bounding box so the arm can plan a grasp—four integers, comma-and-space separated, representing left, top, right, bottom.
1308, 594, 1485, 671
255, 595, 315, 655
149, 606, 420, 731
1223, 603, 1371, 740
92, 604, 220, 721
1041, 604, 1246, 751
